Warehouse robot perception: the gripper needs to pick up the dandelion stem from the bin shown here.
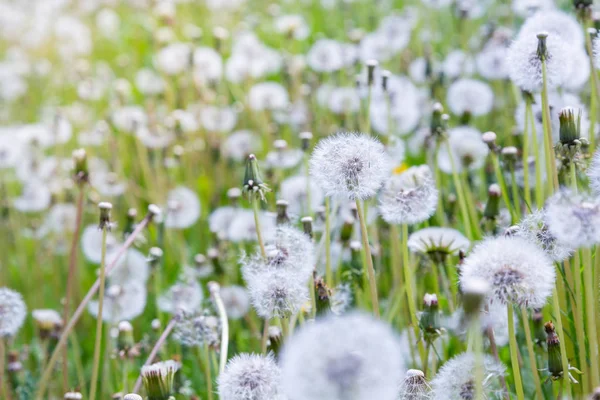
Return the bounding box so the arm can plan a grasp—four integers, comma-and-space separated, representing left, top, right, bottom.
211, 287, 229, 375
325, 197, 333, 286
445, 139, 473, 240
585, 20, 599, 154
541, 59, 559, 193
36, 216, 152, 400
132, 317, 177, 393
261, 319, 269, 354
583, 247, 600, 388
507, 304, 525, 400
0, 339, 9, 400
491, 153, 517, 223
89, 226, 108, 400
527, 100, 544, 209
251, 197, 267, 259
551, 284, 572, 395
62, 187, 85, 392
469, 319, 484, 400
520, 308, 543, 400
355, 199, 380, 317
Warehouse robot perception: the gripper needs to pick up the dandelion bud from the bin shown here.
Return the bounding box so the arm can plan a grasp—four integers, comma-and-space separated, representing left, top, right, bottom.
558, 107, 581, 145
151, 319, 161, 331
573, 0, 593, 10
536, 32, 549, 61
419, 294, 442, 343
64, 392, 83, 400
544, 321, 563, 379
268, 326, 283, 354
148, 247, 163, 269
243, 154, 271, 201
461, 278, 490, 320
373, 68, 387, 91
301, 216, 313, 238
366, 59, 378, 86
482, 131, 497, 151
300, 131, 313, 152
398, 369, 432, 399
147, 204, 162, 220
340, 216, 355, 244
276, 200, 290, 225
194, 253, 207, 267
123, 207, 137, 236
98, 202, 113, 230
314, 276, 332, 317
141, 360, 180, 400
501, 146, 518, 166
118, 320, 135, 352
123, 394, 143, 400
32, 309, 62, 340
208, 247, 222, 275
483, 184, 501, 220
72, 148, 88, 185
430, 103, 445, 137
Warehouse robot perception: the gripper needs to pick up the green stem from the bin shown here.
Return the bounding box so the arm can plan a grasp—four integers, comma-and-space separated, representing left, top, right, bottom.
520, 308, 543, 400
445, 139, 473, 240
491, 153, 516, 223
252, 197, 267, 259
527, 101, 544, 209
541, 60, 559, 193
507, 304, 525, 400
89, 227, 108, 400
325, 197, 333, 286
583, 248, 600, 388
355, 199, 380, 317
551, 285, 572, 395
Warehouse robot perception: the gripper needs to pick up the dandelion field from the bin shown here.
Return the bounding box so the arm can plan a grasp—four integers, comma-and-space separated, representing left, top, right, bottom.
3, 0, 600, 399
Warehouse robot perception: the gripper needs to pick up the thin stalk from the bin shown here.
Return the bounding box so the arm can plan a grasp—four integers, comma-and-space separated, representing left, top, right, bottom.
62, 187, 85, 391
585, 20, 599, 153
470, 319, 484, 400
252, 197, 267, 259
491, 153, 516, 223
212, 288, 229, 375
261, 319, 269, 354
89, 227, 108, 400
583, 247, 600, 388
507, 304, 525, 400
551, 285, 572, 395
433, 141, 447, 226
541, 60, 559, 192
201, 345, 214, 400
509, 166, 522, 221
36, 216, 152, 400
520, 308, 544, 400
423, 342, 431, 377
132, 318, 177, 393
355, 199, 380, 317
569, 254, 589, 391
445, 139, 473, 239
0, 339, 8, 400
325, 197, 333, 286
522, 102, 533, 209
527, 101, 544, 209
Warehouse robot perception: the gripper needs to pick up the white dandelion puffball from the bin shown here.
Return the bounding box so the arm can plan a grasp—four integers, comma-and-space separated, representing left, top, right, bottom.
431, 352, 506, 400
545, 190, 600, 248
246, 269, 309, 319
446, 78, 494, 117
280, 312, 404, 400
220, 285, 250, 320
437, 126, 488, 174
407, 227, 470, 256
109, 248, 150, 285
88, 282, 147, 323
519, 10, 584, 48
513, 209, 573, 262
588, 148, 600, 196
0, 288, 27, 337
164, 186, 201, 229
460, 236, 555, 308
379, 165, 438, 225
218, 353, 282, 400
173, 312, 220, 347
309, 133, 392, 200
279, 175, 325, 216
507, 32, 570, 93
81, 225, 122, 264
157, 281, 204, 314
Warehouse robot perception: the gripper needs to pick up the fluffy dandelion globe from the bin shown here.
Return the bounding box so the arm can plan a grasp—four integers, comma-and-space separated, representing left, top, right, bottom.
446, 78, 494, 117
431, 352, 506, 400
587, 148, 600, 196
157, 281, 204, 314
436, 127, 488, 174
407, 227, 470, 260
0, 288, 27, 337
220, 285, 251, 320
280, 312, 404, 400
379, 165, 438, 225
164, 186, 201, 229
512, 209, 573, 262
218, 353, 282, 400
246, 269, 309, 319
460, 236, 555, 308
545, 190, 600, 248
309, 132, 392, 200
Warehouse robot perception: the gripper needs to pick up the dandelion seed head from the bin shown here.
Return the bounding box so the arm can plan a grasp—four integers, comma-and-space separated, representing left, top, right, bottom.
279, 175, 324, 216
460, 236, 555, 308
513, 209, 573, 262
173, 311, 220, 347
436, 127, 488, 174
0, 288, 26, 337
164, 186, 201, 229
407, 227, 470, 258
218, 353, 282, 400
379, 165, 438, 225
519, 10, 584, 47
546, 190, 600, 248
280, 312, 404, 400
220, 285, 250, 320
88, 282, 147, 323
447, 79, 494, 117
310, 132, 391, 200
157, 281, 203, 315
246, 269, 309, 319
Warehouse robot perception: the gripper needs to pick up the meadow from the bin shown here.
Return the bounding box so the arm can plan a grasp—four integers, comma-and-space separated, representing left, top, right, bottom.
1, 0, 600, 399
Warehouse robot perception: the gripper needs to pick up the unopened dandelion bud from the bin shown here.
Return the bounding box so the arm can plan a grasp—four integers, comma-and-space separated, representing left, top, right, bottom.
118, 320, 135, 351
268, 325, 282, 354
32, 309, 62, 340
123, 394, 143, 400
381, 70, 391, 92
461, 278, 490, 320
276, 200, 290, 225
558, 107, 581, 145
366, 59, 378, 86
123, 207, 137, 236
147, 204, 162, 221
419, 294, 442, 343
98, 202, 113, 230
243, 154, 271, 201
151, 319, 161, 331
208, 247, 222, 275
501, 146, 518, 166
194, 253, 207, 267
300, 131, 313, 151
141, 360, 180, 400
483, 184, 501, 220
430, 103, 445, 136
340, 216, 355, 244
64, 392, 83, 400
545, 321, 564, 379
482, 131, 497, 151
536, 32, 549, 61
72, 148, 88, 185
301, 216, 313, 238
148, 247, 163, 269
314, 276, 332, 317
